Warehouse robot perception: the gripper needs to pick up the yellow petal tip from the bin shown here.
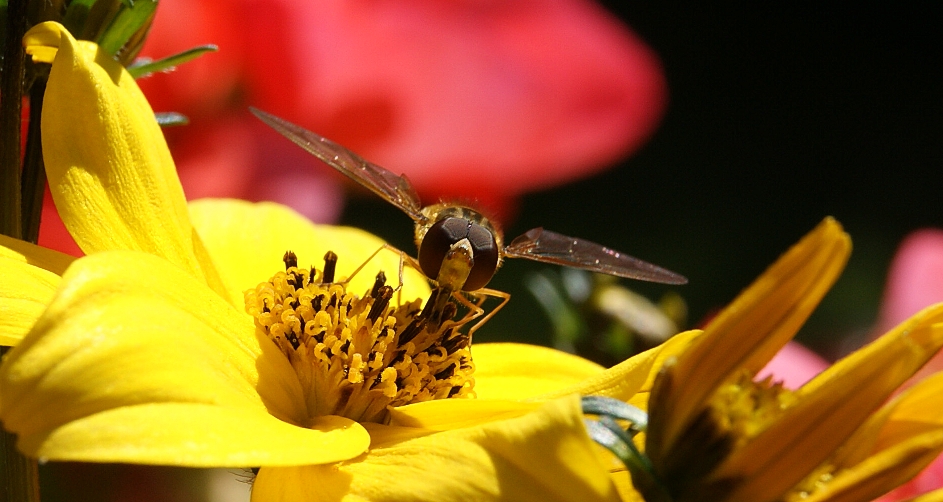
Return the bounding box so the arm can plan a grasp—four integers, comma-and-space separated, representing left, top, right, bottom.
23, 21, 71, 64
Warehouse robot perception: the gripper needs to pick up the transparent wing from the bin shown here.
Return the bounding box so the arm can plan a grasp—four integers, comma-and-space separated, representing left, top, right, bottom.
251, 108, 425, 221
504, 228, 688, 285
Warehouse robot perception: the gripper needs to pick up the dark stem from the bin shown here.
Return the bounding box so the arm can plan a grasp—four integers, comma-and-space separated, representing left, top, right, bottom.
21, 78, 45, 243
0, 2, 43, 500
0, 0, 28, 239
0, 346, 40, 502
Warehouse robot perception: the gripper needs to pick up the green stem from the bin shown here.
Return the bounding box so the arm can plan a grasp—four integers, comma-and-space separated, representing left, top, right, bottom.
0, 347, 40, 502
21, 77, 46, 243
0, 0, 28, 239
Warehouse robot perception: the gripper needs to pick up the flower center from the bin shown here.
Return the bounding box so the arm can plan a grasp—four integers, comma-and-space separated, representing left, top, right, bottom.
245, 251, 475, 424
712, 371, 797, 444
655, 371, 799, 500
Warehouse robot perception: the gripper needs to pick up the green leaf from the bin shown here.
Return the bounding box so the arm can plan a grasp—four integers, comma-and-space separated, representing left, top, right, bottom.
585, 416, 652, 476
96, 0, 157, 58
128, 45, 218, 79
62, 0, 99, 36
586, 415, 672, 502
581, 395, 648, 432
525, 270, 585, 352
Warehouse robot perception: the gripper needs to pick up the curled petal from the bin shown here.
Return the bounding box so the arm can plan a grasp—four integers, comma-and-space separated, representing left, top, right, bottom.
0, 251, 368, 466
254, 396, 621, 502
714, 303, 943, 501
648, 218, 851, 458
23, 22, 226, 298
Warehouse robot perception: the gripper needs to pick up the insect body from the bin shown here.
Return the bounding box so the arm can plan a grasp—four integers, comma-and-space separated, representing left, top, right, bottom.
251, 108, 686, 334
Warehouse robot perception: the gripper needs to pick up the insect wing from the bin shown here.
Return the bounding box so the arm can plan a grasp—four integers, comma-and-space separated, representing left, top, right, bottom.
504, 228, 688, 285
251, 108, 424, 221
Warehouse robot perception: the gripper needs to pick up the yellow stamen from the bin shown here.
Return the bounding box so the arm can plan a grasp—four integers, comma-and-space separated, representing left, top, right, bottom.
712, 372, 798, 447
245, 251, 474, 424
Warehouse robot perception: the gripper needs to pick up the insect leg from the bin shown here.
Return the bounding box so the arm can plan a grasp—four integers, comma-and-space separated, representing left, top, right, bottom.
445, 288, 511, 343
336, 243, 410, 289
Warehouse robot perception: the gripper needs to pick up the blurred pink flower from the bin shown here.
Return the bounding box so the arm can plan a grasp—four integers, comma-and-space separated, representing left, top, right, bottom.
137, 0, 667, 221
756, 341, 829, 389
872, 229, 943, 501
39, 0, 666, 254
877, 229, 943, 337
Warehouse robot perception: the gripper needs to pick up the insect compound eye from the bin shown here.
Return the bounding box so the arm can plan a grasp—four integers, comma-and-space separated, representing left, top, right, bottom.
418, 217, 499, 291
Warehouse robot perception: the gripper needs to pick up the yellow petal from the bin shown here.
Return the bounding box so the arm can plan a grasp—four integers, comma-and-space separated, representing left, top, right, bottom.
22, 404, 368, 467
391, 334, 701, 431
833, 371, 943, 470
23, 22, 226, 297
0, 233, 74, 276
796, 431, 943, 502
903, 488, 943, 502
611, 472, 646, 502
389, 399, 543, 430
470, 332, 698, 405
543, 330, 701, 403
874, 371, 943, 453
801, 304, 943, 399
648, 218, 850, 459
253, 396, 621, 502
0, 235, 73, 345
0, 250, 368, 466
471, 342, 605, 400
0, 256, 60, 346
714, 303, 943, 502
188, 199, 430, 306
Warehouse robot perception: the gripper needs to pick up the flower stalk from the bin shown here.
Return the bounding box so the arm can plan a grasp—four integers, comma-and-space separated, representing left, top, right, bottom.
1, 0, 43, 497
0, 404, 40, 502
1, 0, 29, 240
21, 78, 46, 242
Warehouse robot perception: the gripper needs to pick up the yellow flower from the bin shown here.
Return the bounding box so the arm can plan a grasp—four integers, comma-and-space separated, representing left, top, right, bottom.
0, 22, 697, 501
633, 218, 943, 502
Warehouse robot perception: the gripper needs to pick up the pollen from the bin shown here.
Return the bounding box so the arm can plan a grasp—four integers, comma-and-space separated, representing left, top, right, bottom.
712, 371, 798, 445
245, 251, 475, 424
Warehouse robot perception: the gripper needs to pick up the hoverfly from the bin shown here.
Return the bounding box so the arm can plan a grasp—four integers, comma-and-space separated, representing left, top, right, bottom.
250, 108, 686, 336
